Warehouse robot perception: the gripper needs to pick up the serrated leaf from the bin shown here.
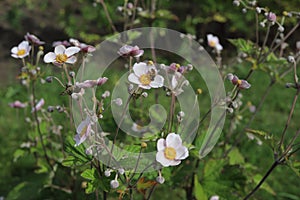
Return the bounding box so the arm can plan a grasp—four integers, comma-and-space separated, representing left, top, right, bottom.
194, 175, 208, 200
81, 168, 96, 181
228, 148, 245, 165
228, 38, 255, 54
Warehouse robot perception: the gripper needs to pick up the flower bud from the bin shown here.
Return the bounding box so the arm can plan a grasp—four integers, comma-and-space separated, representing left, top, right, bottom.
266, 12, 276, 22
104, 169, 111, 177
47, 106, 54, 113
46, 76, 53, 83
156, 176, 165, 184
110, 180, 119, 189
288, 56, 295, 63
69, 71, 75, 78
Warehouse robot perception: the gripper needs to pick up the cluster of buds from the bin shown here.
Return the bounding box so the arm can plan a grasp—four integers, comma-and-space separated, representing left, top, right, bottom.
227, 73, 251, 89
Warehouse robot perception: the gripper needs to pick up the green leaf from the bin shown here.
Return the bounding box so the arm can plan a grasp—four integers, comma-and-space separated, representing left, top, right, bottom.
287, 160, 300, 177
228, 38, 255, 54
13, 149, 26, 162
194, 175, 208, 200
81, 168, 96, 181
253, 174, 276, 195
228, 147, 245, 165
62, 136, 92, 167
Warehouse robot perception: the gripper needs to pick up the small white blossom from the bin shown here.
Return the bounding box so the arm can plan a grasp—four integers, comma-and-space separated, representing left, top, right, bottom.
11, 41, 31, 59
44, 45, 80, 66
207, 34, 223, 52
128, 62, 164, 89
156, 133, 189, 167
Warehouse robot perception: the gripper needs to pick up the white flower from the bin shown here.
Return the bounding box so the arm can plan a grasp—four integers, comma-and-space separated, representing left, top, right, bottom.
210, 195, 220, 200
11, 41, 31, 59
207, 34, 223, 52
44, 45, 80, 66
156, 133, 189, 167
170, 72, 189, 96
296, 41, 300, 50
74, 117, 92, 146
128, 62, 164, 89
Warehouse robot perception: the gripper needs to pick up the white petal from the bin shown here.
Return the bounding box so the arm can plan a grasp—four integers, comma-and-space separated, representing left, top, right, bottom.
175, 146, 189, 160
157, 138, 166, 151
216, 44, 223, 51
207, 34, 213, 41
65, 46, 80, 57
11, 47, 18, 54
43, 52, 56, 63
149, 75, 164, 88
55, 45, 66, 54
18, 41, 29, 49
11, 54, 19, 58
66, 56, 77, 64
166, 133, 182, 149
133, 62, 148, 77
139, 85, 151, 90
128, 73, 141, 85
156, 151, 170, 167
169, 160, 181, 166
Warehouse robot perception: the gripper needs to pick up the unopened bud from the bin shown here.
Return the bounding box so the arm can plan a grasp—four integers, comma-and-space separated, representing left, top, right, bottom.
110, 180, 119, 189
156, 176, 165, 184
46, 76, 53, 83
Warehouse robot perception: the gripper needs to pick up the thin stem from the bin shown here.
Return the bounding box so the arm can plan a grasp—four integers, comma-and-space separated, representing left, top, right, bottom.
278, 89, 299, 152
31, 81, 53, 170
99, 0, 117, 33
108, 94, 133, 166
243, 160, 279, 200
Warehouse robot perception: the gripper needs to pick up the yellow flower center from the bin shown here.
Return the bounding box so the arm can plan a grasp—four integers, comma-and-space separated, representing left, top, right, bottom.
237, 79, 242, 85
17, 49, 26, 56
56, 54, 68, 63
139, 74, 151, 85
164, 147, 176, 160
209, 40, 217, 47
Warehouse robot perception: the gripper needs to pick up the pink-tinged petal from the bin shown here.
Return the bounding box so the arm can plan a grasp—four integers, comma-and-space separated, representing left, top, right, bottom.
44, 52, 56, 63
65, 46, 80, 57
18, 41, 29, 49
11, 47, 18, 54
175, 146, 189, 160
128, 73, 141, 85
157, 138, 166, 151
66, 56, 77, 64
139, 85, 151, 90
166, 133, 182, 149
133, 62, 148, 77
149, 75, 164, 88
133, 50, 144, 58
54, 45, 66, 54
96, 77, 108, 86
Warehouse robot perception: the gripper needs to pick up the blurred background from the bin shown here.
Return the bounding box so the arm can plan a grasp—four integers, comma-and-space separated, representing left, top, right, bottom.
1, 0, 299, 85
